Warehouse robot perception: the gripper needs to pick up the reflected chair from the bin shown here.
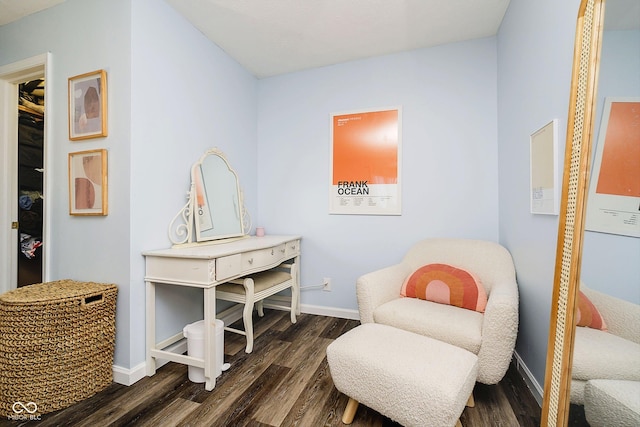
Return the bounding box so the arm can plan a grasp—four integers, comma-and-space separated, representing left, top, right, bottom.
571, 285, 640, 405
216, 262, 298, 353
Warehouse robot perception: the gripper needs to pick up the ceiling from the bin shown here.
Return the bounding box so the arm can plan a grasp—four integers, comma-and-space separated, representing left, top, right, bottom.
0, 0, 66, 26
1, 0, 636, 79
163, 0, 511, 78
0, 0, 511, 78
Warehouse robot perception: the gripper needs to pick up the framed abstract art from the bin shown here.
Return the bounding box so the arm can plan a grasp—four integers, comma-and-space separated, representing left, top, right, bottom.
68, 70, 107, 140
68, 149, 108, 216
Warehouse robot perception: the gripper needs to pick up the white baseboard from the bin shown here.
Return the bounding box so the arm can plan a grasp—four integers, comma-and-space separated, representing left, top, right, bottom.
300, 303, 359, 320
112, 338, 189, 386
264, 295, 360, 320
513, 351, 543, 407
113, 362, 147, 386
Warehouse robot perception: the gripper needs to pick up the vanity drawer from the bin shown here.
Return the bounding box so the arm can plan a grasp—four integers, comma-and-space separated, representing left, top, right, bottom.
241, 244, 286, 271
216, 254, 242, 281
285, 239, 300, 257
145, 256, 215, 286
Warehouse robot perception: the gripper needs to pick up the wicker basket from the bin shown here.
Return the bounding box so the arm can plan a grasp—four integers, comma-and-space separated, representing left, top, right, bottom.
0, 280, 117, 417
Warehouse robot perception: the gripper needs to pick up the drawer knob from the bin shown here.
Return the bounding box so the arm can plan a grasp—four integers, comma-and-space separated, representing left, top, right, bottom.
271, 249, 274, 255
280, 248, 285, 253
248, 258, 254, 264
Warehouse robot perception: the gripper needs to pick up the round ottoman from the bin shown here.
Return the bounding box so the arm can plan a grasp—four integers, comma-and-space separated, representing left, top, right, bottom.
326, 323, 478, 427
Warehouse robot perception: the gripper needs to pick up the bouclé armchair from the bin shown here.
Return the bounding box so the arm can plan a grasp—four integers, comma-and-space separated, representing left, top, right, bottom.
356, 238, 519, 385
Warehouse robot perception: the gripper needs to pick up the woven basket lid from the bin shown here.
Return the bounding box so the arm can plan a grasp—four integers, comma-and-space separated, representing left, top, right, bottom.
0, 279, 117, 305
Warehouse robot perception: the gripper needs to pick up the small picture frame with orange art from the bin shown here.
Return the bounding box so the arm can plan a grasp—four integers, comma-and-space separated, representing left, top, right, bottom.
68, 149, 108, 216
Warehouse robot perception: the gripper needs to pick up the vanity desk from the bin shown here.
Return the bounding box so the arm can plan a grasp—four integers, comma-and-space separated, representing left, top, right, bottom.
143, 234, 301, 391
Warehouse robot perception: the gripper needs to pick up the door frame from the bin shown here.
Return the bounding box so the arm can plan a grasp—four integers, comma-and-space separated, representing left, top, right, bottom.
0, 53, 51, 293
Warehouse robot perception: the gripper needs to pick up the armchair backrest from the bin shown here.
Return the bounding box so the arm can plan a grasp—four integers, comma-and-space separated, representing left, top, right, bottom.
402, 238, 516, 295
581, 285, 640, 345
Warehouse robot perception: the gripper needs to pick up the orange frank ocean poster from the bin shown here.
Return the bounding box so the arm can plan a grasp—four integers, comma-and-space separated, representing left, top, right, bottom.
586, 98, 640, 237
330, 108, 401, 215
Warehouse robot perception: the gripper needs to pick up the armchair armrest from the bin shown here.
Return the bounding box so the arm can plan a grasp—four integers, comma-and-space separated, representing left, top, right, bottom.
356, 263, 413, 323
582, 287, 640, 345
476, 280, 519, 384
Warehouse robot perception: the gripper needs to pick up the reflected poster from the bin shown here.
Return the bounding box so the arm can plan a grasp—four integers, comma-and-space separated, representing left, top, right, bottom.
329, 107, 402, 215
586, 98, 640, 237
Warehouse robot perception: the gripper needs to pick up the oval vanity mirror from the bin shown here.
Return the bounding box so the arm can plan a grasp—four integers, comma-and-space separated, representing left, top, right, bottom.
169, 148, 249, 246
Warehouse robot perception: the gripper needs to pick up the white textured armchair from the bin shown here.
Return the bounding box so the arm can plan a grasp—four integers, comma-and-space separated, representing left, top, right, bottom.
356, 238, 519, 385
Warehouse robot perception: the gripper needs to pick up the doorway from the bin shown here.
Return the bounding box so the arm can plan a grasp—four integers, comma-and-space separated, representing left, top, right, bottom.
0, 54, 50, 294
17, 79, 44, 286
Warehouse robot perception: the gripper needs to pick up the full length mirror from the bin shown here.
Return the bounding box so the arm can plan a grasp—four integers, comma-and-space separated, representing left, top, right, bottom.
168, 148, 248, 246
541, 0, 605, 425
572, 0, 640, 421
542, 0, 640, 425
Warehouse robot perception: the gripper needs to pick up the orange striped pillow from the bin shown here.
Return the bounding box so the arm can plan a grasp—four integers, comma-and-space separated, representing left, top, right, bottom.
576, 291, 607, 331
401, 263, 487, 312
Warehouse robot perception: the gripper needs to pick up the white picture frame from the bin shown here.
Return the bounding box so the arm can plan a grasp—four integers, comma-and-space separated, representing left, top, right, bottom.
329, 107, 402, 215
530, 119, 559, 215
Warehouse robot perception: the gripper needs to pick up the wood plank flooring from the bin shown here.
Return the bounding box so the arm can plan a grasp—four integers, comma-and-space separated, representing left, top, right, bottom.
2, 310, 542, 427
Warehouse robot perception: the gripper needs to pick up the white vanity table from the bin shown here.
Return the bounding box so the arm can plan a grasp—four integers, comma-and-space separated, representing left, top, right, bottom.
143, 148, 300, 391
143, 235, 301, 391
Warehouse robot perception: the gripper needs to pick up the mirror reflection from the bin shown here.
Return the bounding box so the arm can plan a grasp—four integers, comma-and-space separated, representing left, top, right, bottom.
571, 0, 640, 423
168, 148, 248, 246
194, 152, 244, 241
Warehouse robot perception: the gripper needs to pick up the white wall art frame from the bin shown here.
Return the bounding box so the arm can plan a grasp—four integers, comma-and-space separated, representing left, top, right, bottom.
530, 119, 559, 215
329, 106, 402, 215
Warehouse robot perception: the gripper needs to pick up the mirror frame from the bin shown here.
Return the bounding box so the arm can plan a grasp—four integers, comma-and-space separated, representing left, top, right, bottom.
541, 0, 606, 425
192, 149, 246, 242
168, 148, 249, 246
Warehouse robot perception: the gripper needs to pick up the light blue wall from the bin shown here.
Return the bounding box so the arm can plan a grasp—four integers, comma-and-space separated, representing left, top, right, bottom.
0, 0, 134, 367
257, 38, 500, 311
0, 0, 258, 369
497, 0, 582, 388
129, 0, 258, 367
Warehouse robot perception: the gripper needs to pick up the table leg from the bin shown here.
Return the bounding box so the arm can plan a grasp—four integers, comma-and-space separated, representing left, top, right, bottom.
294, 255, 301, 315
145, 280, 157, 376
203, 287, 217, 391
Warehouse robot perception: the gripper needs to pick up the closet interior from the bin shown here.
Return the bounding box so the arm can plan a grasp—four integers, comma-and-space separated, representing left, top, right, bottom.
17, 79, 44, 287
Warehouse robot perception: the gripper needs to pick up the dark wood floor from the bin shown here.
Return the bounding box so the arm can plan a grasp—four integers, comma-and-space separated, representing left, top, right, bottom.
3, 310, 543, 427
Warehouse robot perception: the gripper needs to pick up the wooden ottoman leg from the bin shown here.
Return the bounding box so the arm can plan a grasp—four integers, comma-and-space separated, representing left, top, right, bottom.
455, 420, 463, 427
342, 397, 359, 424
466, 392, 475, 408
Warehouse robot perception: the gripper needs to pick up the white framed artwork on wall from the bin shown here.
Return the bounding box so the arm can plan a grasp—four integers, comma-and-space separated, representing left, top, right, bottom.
530, 119, 559, 215
329, 107, 402, 215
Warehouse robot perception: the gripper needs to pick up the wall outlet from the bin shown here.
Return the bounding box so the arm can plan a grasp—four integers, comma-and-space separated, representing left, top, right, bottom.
322, 277, 331, 292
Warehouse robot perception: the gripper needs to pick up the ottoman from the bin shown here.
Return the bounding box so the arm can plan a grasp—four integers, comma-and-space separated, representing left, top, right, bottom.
584, 380, 640, 427
326, 323, 478, 427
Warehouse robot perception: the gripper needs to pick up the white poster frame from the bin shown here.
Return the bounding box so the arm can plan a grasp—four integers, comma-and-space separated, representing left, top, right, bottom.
329, 107, 402, 215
